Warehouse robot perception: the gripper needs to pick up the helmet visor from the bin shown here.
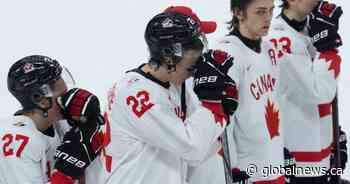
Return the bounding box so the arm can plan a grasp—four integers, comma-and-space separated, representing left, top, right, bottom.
60, 66, 76, 91
173, 33, 208, 58
42, 66, 76, 98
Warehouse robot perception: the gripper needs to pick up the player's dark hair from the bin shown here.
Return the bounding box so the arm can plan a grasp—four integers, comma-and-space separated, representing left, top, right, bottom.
228, 0, 255, 35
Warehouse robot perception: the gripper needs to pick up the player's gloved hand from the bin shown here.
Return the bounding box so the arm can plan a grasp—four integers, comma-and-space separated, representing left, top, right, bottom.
331, 126, 348, 171
312, 1, 342, 27
55, 88, 105, 179
54, 119, 104, 179
193, 49, 238, 116
231, 168, 250, 183
284, 148, 296, 183
57, 88, 104, 127
339, 127, 348, 171
202, 49, 234, 74
308, 1, 343, 51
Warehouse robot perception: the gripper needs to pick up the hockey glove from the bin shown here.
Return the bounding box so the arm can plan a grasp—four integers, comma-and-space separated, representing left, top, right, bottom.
57, 88, 104, 127
202, 49, 234, 74
54, 118, 104, 179
331, 126, 348, 171
231, 168, 250, 183
339, 127, 348, 171
308, 1, 343, 51
193, 49, 238, 115
284, 148, 296, 183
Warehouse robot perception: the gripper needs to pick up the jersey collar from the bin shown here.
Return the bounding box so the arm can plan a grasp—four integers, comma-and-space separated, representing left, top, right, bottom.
127, 64, 171, 89
280, 12, 307, 32
232, 29, 262, 53
13, 115, 56, 137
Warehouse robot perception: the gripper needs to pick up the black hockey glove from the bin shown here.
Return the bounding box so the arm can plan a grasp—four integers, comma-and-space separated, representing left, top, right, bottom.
57, 88, 104, 127
308, 1, 343, 51
339, 127, 348, 171
231, 169, 250, 183
54, 117, 104, 179
331, 126, 348, 171
55, 88, 105, 178
329, 126, 348, 183
193, 49, 238, 115
202, 49, 234, 74
284, 148, 296, 183
340, 129, 348, 170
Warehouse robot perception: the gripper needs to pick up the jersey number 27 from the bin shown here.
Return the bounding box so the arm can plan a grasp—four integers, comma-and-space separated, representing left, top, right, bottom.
1, 134, 29, 157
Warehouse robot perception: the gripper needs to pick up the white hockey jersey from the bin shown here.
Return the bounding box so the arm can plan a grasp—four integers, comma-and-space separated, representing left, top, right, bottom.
267, 15, 339, 177
86, 65, 226, 184
213, 35, 284, 182
0, 115, 69, 184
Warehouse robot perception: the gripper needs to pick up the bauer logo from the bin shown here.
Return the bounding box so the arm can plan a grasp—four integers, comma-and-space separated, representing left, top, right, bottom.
55, 150, 86, 168
312, 30, 328, 43
193, 76, 218, 86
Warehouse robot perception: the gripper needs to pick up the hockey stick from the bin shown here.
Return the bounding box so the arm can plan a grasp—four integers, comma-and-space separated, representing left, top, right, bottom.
204, 62, 235, 184
181, 82, 187, 121
332, 94, 341, 184
221, 127, 234, 184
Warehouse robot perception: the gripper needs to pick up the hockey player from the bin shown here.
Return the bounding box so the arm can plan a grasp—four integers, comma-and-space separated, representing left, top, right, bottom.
86, 10, 238, 184
199, 0, 285, 183
0, 55, 104, 184
268, 0, 346, 183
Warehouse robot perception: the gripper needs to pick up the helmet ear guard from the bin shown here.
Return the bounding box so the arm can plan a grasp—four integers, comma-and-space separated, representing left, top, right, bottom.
12, 79, 56, 117
160, 43, 185, 72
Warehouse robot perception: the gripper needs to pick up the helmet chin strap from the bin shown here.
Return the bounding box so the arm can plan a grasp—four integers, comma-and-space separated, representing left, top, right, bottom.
14, 97, 53, 118
165, 56, 182, 73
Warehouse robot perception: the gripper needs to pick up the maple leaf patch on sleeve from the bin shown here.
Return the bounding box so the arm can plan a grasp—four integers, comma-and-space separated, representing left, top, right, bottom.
265, 99, 280, 139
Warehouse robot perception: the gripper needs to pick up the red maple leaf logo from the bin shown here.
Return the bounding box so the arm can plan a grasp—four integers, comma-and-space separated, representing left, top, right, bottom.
265, 99, 280, 139
319, 51, 341, 78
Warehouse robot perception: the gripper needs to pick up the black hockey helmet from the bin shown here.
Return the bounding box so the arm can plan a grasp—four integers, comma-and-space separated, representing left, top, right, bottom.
145, 12, 206, 67
7, 55, 65, 114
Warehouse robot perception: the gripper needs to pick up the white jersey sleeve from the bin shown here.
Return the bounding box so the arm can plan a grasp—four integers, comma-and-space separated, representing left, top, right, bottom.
277, 52, 337, 104
112, 78, 226, 163
90, 70, 229, 184
268, 17, 337, 104
183, 79, 200, 118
